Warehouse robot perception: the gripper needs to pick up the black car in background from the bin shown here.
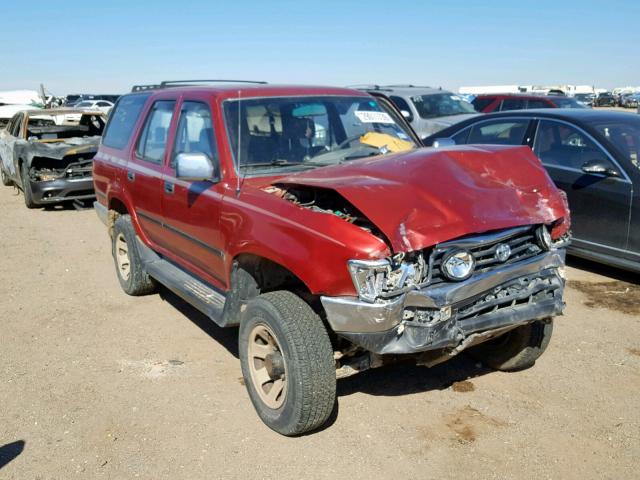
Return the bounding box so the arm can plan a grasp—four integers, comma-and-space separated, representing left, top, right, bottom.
423, 109, 640, 273
594, 92, 616, 107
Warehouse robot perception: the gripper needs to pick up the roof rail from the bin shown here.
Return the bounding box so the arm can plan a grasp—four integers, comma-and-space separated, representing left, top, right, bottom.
384, 84, 433, 89
131, 79, 268, 92
346, 84, 383, 90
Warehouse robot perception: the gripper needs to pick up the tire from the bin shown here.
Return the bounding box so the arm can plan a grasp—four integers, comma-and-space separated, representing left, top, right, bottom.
466, 319, 553, 372
112, 214, 156, 296
1, 167, 12, 186
239, 291, 336, 436
20, 164, 37, 209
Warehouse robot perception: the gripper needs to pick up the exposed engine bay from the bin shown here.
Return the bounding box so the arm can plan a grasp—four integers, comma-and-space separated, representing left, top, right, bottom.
264, 183, 381, 235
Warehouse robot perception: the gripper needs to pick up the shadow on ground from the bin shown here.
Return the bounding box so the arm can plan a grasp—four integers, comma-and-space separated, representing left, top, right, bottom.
338, 354, 492, 398
157, 286, 495, 398
158, 286, 239, 358
0, 441, 25, 470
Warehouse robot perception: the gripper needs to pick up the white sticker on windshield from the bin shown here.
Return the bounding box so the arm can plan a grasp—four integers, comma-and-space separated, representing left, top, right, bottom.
355, 111, 394, 124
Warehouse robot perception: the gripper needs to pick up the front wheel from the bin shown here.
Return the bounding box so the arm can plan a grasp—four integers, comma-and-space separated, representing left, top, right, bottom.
1, 167, 12, 186
239, 291, 336, 436
466, 319, 553, 371
20, 165, 37, 209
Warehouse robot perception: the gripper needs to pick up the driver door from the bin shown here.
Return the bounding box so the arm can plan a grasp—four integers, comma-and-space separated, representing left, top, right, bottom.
160, 98, 227, 290
532, 119, 632, 254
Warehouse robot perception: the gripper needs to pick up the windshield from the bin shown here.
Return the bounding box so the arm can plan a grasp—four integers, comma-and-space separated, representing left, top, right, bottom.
224, 95, 416, 174
411, 93, 476, 119
75, 101, 93, 107
589, 117, 640, 172
551, 97, 585, 108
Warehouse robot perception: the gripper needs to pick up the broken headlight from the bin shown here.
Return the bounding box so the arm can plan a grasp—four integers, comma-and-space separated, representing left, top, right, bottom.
348, 254, 426, 303
441, 249, 475, 281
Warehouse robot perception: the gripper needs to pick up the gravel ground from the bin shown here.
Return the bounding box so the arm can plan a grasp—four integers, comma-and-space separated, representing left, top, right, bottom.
0, 184, 638, 480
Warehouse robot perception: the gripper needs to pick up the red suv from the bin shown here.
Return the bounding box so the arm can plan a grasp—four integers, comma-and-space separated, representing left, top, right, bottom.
93, 80, 570, 435
472, 94, 585, 112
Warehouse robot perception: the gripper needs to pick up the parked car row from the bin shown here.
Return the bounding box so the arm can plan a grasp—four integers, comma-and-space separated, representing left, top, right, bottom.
0, 79, 636, 437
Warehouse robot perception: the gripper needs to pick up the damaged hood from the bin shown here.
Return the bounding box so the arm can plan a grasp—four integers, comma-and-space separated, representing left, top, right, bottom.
27, 136, 101, 162
276, 145, 569, 253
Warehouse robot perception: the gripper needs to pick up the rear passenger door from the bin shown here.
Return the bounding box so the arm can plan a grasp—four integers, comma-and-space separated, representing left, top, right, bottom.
129, 99, 177, 250
532, 119, 632, 253
160, 98, 227, 289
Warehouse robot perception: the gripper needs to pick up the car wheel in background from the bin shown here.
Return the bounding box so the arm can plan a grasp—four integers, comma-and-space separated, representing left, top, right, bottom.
20, 164, 37, 209
466, 319, 554, 371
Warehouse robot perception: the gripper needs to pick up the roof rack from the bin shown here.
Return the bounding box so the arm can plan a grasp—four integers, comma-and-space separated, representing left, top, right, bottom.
131, 79, 268, 92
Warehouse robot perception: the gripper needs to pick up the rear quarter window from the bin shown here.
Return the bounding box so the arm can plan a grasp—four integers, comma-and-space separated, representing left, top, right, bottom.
102, 94, 151, 150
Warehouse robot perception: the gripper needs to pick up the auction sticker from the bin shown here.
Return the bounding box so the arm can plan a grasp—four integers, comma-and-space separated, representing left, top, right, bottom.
355, 111, 394, 124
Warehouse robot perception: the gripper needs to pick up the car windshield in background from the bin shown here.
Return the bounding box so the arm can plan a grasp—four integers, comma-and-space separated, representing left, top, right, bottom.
551, 97, 585, 108
411, 93, 476, 119
224, 95, 416, 173
589, 117, 640, 172
75, 101, 93, 108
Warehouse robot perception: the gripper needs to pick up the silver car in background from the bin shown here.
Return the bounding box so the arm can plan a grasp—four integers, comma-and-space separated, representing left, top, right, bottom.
354, 85, 479, 138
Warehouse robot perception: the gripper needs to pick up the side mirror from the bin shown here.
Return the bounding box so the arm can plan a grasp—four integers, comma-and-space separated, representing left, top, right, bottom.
175, 152, 216, 181
400, 110, 413, 122
432, 138, 456, 148
581, 159, 619, 177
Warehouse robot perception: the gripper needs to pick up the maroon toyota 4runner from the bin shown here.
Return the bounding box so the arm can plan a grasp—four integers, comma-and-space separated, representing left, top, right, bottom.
94, 80, 571, 435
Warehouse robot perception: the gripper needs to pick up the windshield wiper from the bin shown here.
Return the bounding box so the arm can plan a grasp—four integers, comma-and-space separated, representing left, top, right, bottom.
239, 159, 308, 169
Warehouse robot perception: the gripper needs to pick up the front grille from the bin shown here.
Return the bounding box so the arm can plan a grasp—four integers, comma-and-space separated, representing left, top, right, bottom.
428, 226, 542, 285
455, 273, 560, 322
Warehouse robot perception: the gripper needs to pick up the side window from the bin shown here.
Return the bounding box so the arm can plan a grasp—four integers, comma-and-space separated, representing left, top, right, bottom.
466, 120, 530, 145
102, 93, 150, 149
135, 100, 176, 165
527, 99, 552, 109
171, 101, 218, 169
389, 96, 414, 122
533, 120, 613, 170
500, 99, 526, 111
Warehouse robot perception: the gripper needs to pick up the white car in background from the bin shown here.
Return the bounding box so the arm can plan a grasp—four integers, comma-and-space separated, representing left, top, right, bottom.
64, 100, 113, 123
73, 100, 113, 114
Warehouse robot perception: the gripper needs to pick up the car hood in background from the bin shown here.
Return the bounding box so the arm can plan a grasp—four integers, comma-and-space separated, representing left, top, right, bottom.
277, 145, 568, 253
420, 113, 480, 136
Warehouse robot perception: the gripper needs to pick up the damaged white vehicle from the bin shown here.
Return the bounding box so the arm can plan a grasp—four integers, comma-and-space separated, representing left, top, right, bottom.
0, 109, 106, 208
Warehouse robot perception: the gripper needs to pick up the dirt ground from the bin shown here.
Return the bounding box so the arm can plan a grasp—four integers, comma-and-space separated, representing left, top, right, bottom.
0, 184, 638, 480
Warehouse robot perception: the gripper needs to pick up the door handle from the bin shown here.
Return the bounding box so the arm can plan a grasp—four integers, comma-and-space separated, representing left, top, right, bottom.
127, 171, 135, 182
164, 181, 174, 194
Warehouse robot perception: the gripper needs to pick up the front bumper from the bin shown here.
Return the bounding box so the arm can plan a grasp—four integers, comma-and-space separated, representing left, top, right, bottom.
321, 249, 565, 355
29, 176, 95, 204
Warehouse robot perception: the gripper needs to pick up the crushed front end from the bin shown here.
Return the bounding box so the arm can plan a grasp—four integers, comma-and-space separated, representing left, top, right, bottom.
26, 147, 97, 204
322, 225, 569, 357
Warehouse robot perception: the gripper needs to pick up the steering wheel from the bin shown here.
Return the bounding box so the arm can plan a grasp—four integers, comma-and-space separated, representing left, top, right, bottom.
335, 134, 367, 150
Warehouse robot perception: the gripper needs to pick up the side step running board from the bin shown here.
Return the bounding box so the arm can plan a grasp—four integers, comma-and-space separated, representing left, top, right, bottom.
136, 238, 228, 326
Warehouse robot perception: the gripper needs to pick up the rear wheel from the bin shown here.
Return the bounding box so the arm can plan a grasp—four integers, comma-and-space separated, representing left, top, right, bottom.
112, 214, 156, 296
239, 291, 336, 436
467, 319, 553, 371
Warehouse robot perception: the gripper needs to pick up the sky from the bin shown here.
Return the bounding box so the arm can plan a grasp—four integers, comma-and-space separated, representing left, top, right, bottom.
2, 0, 639, 95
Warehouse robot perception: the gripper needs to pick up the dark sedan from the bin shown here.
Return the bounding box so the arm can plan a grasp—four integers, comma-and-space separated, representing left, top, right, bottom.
423, 109, 640, 273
